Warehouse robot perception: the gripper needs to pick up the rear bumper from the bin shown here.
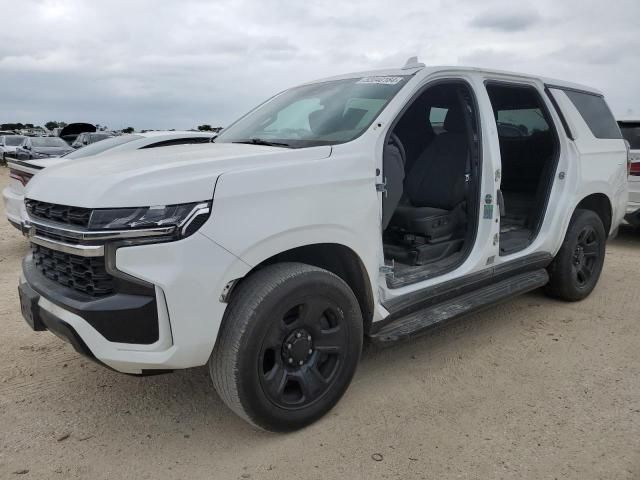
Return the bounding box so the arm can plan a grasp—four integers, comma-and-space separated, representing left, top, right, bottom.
625, 197, 640, 226
626, 179, 640, 224
2, 185, 25, 228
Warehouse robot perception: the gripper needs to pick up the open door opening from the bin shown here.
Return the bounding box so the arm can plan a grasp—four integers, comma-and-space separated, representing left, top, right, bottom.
382, 81, 481, 287
485, 83, 560, 255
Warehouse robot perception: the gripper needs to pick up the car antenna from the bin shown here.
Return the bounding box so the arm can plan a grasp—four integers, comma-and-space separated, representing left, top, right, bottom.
402, 56, 425, 70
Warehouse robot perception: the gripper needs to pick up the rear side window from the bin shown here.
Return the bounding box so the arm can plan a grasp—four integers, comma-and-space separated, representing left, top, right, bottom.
496, 108, 550, 138
563, 90, 622, 139
619, 122, 640, 149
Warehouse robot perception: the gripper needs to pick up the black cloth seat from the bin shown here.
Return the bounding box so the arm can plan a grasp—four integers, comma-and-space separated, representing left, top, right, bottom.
390, 106, 469, 242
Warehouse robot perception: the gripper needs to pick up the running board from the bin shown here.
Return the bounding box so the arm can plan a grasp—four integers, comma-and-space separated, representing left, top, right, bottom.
370, 269, 549, 345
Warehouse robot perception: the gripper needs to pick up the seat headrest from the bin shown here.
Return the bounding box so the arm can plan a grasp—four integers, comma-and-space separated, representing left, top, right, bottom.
443, 106, 466, 134
308, 109, 327, 135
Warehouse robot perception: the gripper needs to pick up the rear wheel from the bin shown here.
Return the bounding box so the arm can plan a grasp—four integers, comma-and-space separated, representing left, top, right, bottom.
209, 262, 363, 432
545, 209, 606, 301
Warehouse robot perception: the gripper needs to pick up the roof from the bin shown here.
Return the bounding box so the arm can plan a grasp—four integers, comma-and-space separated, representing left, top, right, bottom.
306, 64, 603, 96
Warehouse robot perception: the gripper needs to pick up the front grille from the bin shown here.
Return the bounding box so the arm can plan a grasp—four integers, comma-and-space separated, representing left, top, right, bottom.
32, 244, 114, 296
26, 200, 91, 228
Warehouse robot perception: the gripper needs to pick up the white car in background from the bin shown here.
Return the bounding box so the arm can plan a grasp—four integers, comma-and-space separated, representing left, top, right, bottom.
2, 131, 216, 229
619, 120, 640, 225
0, 135, 26, 163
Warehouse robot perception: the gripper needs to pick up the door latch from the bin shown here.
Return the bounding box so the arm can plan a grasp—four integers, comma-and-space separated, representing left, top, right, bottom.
376, 178, 387, 197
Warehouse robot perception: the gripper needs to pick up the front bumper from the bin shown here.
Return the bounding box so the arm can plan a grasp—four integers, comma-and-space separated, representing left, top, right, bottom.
19, 231, 250, 374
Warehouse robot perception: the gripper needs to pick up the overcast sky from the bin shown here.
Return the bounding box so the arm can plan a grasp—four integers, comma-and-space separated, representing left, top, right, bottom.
1, 0, 638, 130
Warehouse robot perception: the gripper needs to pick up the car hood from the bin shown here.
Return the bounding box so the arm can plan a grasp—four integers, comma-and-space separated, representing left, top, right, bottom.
32, 146, 74, 156
25, 143, 332, 208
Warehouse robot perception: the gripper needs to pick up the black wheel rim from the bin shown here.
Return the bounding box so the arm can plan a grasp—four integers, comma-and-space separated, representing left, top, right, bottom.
572, 226, 600, 287
258, 296, 348, 410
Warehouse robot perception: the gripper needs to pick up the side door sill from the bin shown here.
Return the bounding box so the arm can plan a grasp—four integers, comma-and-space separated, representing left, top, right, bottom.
369, 269, 549, 346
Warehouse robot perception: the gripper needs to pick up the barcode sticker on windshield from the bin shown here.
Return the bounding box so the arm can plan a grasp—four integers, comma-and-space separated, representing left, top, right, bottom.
356, 76, 404, 85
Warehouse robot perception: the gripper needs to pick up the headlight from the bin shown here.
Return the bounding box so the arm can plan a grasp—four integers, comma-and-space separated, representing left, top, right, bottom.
32, 151, 50, 158
89, 201, 211, 238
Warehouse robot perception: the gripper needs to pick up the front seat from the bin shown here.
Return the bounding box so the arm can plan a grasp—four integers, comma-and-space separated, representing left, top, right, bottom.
390, 105, 470, 243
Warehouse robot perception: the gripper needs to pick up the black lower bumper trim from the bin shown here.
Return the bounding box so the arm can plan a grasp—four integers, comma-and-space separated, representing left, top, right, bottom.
23, 255, 159, 344
20, 280, 95, 359
19, 281, 173, 376
8, 218, 22, 231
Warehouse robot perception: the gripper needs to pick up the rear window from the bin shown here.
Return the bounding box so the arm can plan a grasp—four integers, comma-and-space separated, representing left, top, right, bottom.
619, 122, 640, 150
31, 137, 69, 148
563, 90, 622, 139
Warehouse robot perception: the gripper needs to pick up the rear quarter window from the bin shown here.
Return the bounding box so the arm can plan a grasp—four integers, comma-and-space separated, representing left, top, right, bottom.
563, 90, 622, 139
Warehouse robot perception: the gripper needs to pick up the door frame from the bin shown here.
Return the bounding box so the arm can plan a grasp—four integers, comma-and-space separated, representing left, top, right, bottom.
483, 79, 562, 257
379, 76, 485, 288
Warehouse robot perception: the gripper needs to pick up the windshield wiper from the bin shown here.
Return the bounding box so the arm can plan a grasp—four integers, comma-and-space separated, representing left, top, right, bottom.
232, 138, 291, 148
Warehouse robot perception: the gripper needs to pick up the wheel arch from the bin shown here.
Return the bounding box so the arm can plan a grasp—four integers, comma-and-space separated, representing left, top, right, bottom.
575, 193, 612, 236
230, 243, 375, 335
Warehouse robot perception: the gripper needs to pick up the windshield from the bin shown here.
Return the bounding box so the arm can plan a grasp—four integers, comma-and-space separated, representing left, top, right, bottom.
4, 136, 24, 146
215, 76, 411, 148
31, 137, 70, 148
620, 122, 640, 150
63, 135, 142, 159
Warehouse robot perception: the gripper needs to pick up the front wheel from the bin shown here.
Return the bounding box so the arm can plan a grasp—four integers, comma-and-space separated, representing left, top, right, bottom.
545, 209, 606, 301
209, 262, 363, 432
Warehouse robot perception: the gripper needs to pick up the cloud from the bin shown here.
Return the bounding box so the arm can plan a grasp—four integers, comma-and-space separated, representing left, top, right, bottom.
0, 0, 639, 128
469, 8, 542, 32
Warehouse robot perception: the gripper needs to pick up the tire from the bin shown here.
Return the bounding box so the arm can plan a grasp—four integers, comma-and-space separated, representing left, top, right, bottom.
209, 262, 363, 432
545, 209, 606, 301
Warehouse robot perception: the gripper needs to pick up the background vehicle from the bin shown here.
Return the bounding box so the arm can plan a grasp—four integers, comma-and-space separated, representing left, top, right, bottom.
58, 122, 96, 145
17, 63, 627, 431
14, 136, 73, 160
71, 132, 114, 149
0, 135, 26, 163
3, 131, 216, 229
619, 119, 640, 225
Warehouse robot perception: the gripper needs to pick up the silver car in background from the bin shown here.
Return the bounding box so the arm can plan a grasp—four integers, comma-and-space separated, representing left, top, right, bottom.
0, 135, 26, 163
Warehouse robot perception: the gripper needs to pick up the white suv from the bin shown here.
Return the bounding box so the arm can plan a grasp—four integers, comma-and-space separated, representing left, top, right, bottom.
17, 61, 628, 431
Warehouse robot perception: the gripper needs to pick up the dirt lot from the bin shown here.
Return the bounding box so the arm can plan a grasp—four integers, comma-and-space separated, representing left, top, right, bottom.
0, 166, 638, 479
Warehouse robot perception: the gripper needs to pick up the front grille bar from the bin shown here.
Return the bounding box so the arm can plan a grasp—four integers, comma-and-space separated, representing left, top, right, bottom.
30, 235, 104, 257
24, 216, 176, 243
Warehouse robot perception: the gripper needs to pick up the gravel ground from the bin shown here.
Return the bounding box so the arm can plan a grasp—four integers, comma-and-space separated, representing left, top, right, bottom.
0, 166, 638, 479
